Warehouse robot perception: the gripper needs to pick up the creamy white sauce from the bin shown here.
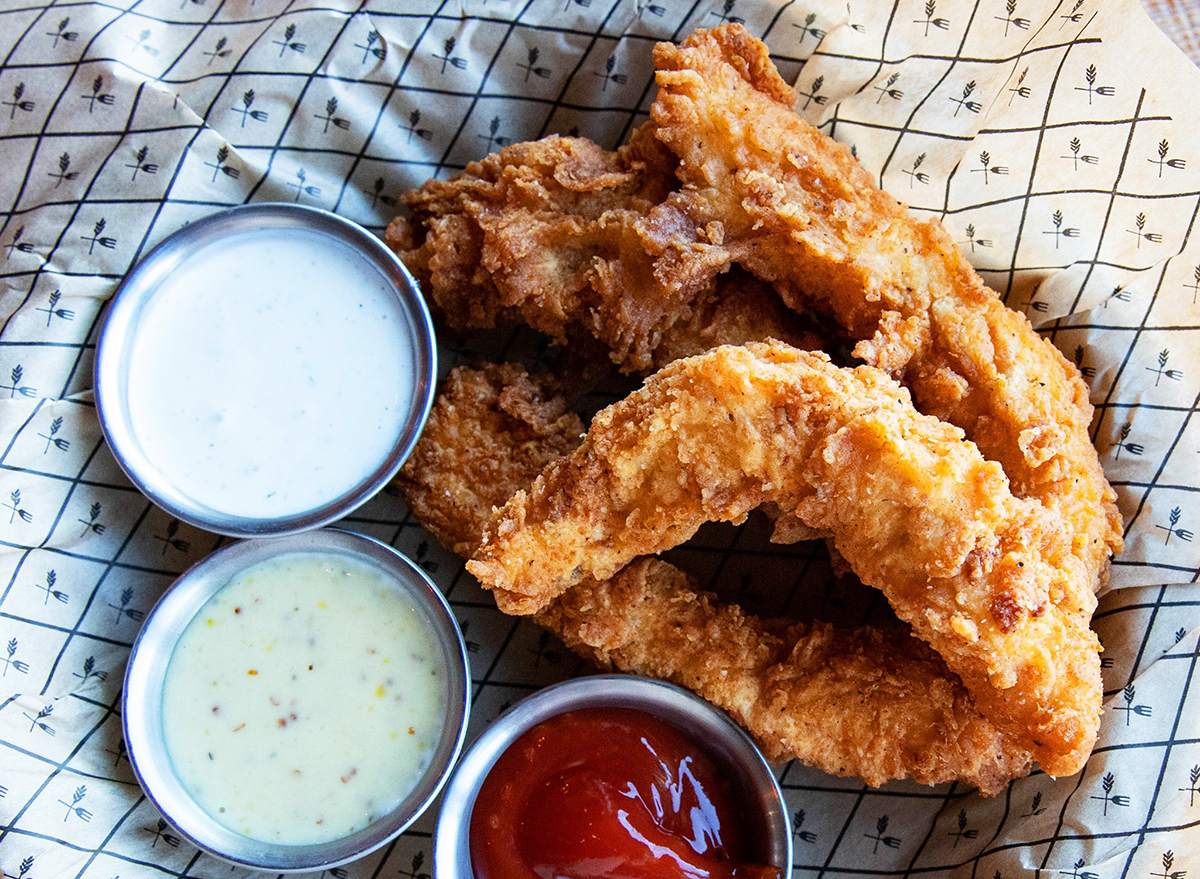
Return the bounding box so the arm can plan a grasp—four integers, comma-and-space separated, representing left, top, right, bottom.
160, 553, 446, 845
126, 229, 414, 518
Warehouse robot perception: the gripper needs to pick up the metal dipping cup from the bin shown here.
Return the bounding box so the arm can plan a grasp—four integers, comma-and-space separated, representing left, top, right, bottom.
434, 675, 793, 879
123, 528, 471, 873
94, 202, 436, 538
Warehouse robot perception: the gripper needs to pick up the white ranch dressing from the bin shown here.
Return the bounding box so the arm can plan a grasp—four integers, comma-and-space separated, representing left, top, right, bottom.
126, 229, 413, 519
160, 552, 447, 845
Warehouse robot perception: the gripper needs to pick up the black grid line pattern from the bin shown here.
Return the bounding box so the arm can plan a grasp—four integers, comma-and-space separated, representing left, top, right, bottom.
0, 0, 1199, 877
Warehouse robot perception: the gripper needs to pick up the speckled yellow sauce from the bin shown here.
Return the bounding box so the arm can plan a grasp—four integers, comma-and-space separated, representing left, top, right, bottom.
160, 553, 446, 844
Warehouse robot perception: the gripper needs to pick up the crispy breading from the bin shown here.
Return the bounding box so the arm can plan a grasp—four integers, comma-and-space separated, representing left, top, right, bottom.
386, 124, 817, 371
648, 24, 1122, 594
395, 363, 1032, 793
468, 343, 1102, 777
394, 364, 583, 558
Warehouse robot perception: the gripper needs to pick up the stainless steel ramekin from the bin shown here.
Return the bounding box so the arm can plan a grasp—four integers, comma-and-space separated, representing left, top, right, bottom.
94, 202, 436, 538
435, 675, 792, 879
123, 528, 470, 873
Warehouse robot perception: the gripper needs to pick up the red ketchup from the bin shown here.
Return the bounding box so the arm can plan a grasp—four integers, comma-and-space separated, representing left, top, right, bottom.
469, 707, 780, 879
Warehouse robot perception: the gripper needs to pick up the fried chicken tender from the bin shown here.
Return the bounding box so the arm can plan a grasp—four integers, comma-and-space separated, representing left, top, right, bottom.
648, 24, 1122, 594
395, 363, 1032, 793
468, 343, 1102, 777
396, 363, 584, 558
386, 125, 817, 372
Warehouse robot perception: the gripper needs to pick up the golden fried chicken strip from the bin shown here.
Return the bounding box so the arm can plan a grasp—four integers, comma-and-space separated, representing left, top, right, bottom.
468, 343, 1101, 777
394, 363, 1032, 793
647, 24, 1122, 595
387, 124, 817, 372
396, 363, 584, 558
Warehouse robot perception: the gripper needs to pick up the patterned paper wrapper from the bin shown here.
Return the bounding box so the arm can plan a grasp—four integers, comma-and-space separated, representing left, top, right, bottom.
0, 0, 1198, 876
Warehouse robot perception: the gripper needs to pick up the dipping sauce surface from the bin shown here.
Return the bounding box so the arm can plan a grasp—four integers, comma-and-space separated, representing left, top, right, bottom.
469, 707, 780, 879
126, 228, 414, 519
160, 552, 446, 844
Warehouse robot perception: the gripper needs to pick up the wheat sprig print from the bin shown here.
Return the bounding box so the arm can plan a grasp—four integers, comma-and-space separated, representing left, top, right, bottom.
35, 290, 73, 326
48, 152, 78, 188
1059, 0, 1085, 28
108, 586, 145, 625
797, 75, 827, 109
46, 16, 79, 47
793, 12, 827, 44
231, 89, 268, 127
946, 808, 978, 846
71, 655, 106, 686
401, 108, 433, 144
286, 167, 321, 202
1127, 212, 1163, 248
864, 814, 901, 852
57, 785, 91, 822
203, 36, 230, 65
36, 416, 69, 454
6, 226, 33, 260
1043, 209, 1080, 248
78, 501, 105, 536
1113, 423, 1143, 459
914, 0, 950, 35
707, 0, 743, 24
1075, 63, 1114, 103
1150, 850, 1187, 879
1061, 858, 1099, 879
3, 637, 30, 675
1148, 139, 1186, 177
1155, 506, 1193, 545
1023, 791, 1045, 817
124, 28, 159, 57
314, 96, 350, 134
4, 488, 32, 524
369, 177, 396, 210
354, 29, 385, 64
1146, 348, 1183, 386
37, 569, 68, 605
791, 808, 817, 842
872, 71, 902, 103
1072, 345, 1096, 379
1089, 771, 1130, 815
844, 2, 866, 32
949, 80, 981, 116
476, 116, 508, 153
959, 223, 992, 252
124, 144, 158, 181
24, 704, 54, 735
1180, 765, 1200, 807
433, 36, 466, 73
518, 47, 551, 81
3, 82, 36, 118
994, 0, 1029, 35
144, 817, 182, 848
2, 365, 36, 400
1007, 66, 1031, 105
81, 74, 114, 112
153, 518, 191, 555
81, 217, 116, 254
1061, 136, 1098, 169
904, 152, 929, 187
592, 55, 628, 91
272, 22, 305, 57
970, 150, 1009, 184
1112, 684, 1153, 725
204, 145, 241, 182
